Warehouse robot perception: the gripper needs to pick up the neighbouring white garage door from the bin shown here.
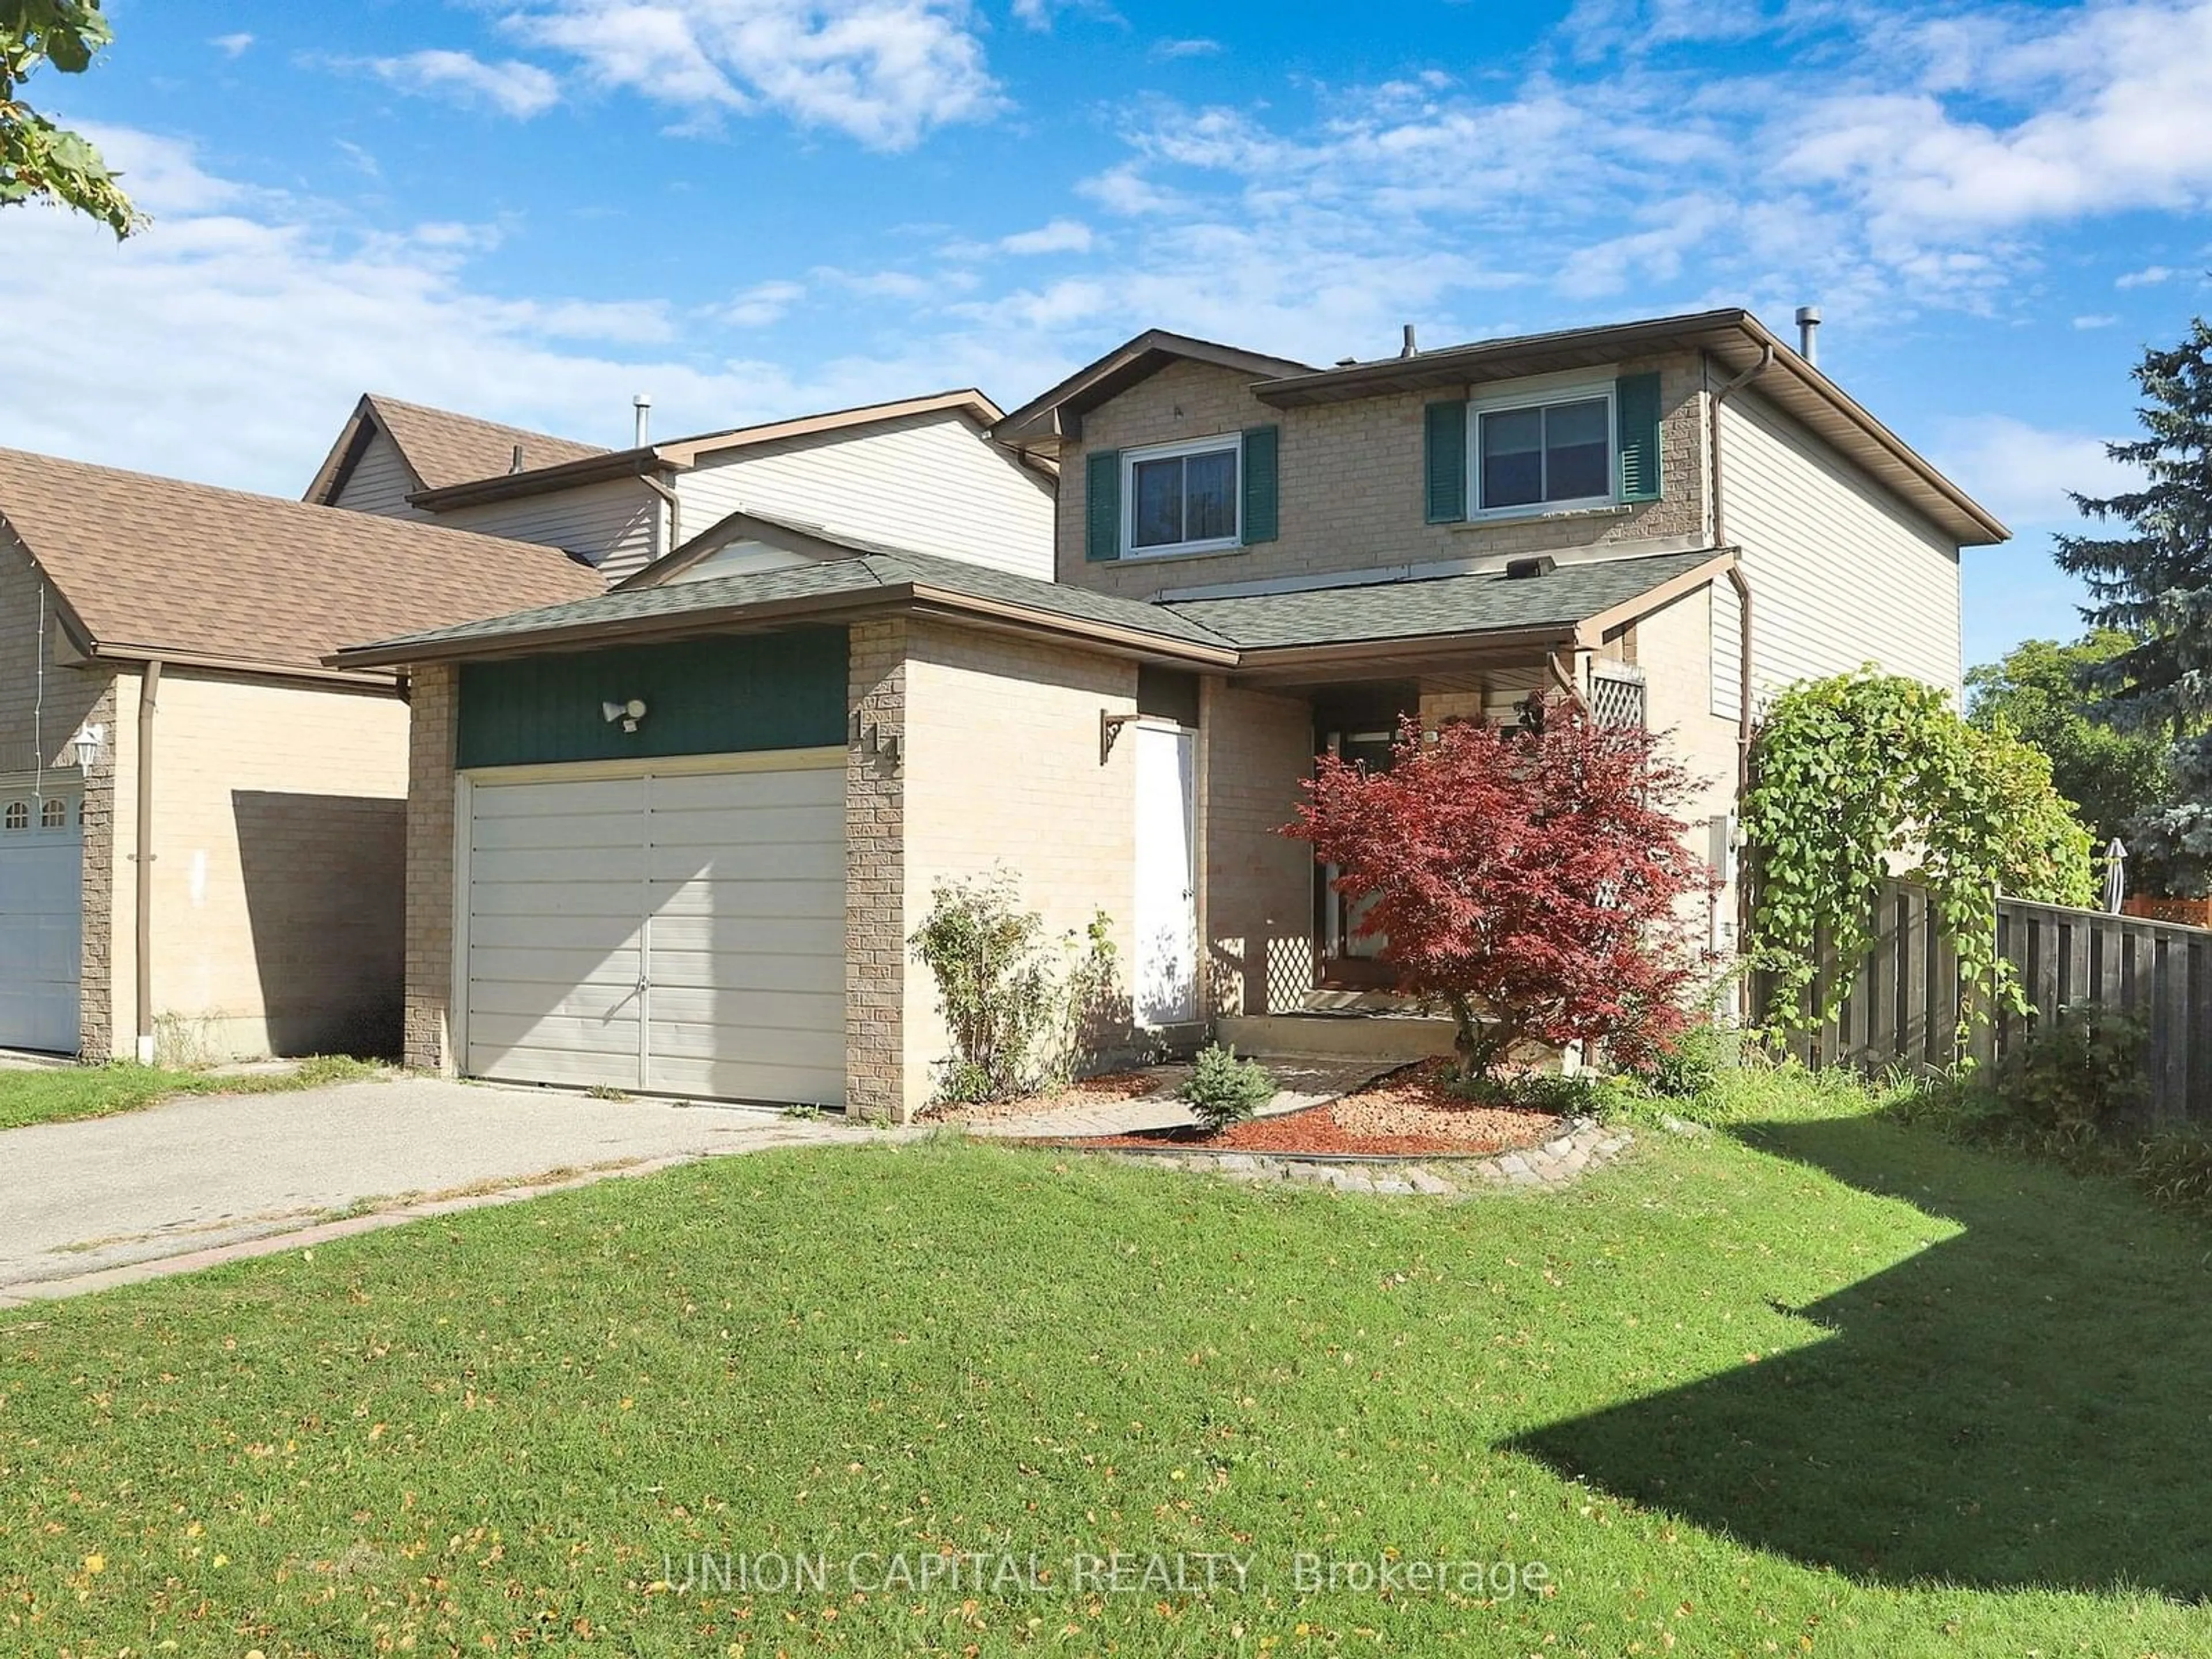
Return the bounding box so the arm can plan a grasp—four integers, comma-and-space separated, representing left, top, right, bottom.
461, 757, 845, 1106
0, 778, 82, 1054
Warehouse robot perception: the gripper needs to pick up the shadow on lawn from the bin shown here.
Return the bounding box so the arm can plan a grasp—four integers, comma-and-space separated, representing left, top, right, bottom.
1513, 1112, 2212, 1601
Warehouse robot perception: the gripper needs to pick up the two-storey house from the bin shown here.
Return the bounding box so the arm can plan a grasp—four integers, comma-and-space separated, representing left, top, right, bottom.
344, 308, 2005, 1120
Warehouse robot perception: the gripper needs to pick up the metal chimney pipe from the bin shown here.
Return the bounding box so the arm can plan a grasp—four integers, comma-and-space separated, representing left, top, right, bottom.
632, 392, 653, 446
1794, 306, 1821, 366
1401, 323, 1419, 358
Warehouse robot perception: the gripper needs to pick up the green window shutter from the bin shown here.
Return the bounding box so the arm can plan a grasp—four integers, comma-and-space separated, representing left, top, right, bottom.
1241, 424, 1280, 544
1616, 372, 1663, 502
1085, 448, 1121, 562
1424, 399, 1467, 524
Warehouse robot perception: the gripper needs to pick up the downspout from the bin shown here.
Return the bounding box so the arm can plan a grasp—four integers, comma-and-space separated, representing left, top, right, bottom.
1709, 347, 1770, 1020
1707, 343, 1771, 796
134, 660, 161, 1065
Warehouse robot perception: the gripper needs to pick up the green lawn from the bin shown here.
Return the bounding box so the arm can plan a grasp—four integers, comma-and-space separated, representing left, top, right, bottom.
0, 1055, 379, 1131
3, 1078, 2209, 1656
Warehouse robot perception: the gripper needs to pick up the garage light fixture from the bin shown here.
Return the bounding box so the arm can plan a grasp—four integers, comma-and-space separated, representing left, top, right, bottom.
71, 722, 104, 770
603, 698, 648, 733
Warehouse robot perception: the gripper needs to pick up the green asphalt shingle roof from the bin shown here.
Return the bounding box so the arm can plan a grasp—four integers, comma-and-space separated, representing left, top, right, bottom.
336, 546, 1721, 663
1160, 550, 1721, 650
339, 547, 1238, 658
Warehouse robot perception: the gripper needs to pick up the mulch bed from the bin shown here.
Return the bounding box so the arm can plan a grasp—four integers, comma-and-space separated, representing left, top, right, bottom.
1043, 1059, 1563, 1158
919, 1069, 1168, 1128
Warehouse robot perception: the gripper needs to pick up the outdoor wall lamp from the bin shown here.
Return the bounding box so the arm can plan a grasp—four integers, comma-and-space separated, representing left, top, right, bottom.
71, 722, 105, 770
603, 698, 648, 733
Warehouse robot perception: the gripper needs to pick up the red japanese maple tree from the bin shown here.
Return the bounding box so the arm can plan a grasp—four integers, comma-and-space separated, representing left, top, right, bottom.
1287, 704, 1710, 1084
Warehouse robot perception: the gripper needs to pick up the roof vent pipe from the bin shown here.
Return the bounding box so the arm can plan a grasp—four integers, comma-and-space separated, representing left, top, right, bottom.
509, 442, 524, 475
1794, 305, 1821, 366
1400, 323, 1418, 358
632, 392, 652, 446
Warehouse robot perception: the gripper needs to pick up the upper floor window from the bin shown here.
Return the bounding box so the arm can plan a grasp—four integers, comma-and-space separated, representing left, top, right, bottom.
1126, 436, 1241, 556
1475, 387, 1613, 514
1085, 426, 1279, 563
1425, 370, 1662, 526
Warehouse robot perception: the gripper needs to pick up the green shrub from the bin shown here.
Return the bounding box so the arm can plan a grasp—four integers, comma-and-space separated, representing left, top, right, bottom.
1635, 1022, 1730, 1101
2133, 1130, 2212, 1219
1991, 1002, 2149, 1157
910, 872, 1124, 1104
1180, 1044, 1276, 1134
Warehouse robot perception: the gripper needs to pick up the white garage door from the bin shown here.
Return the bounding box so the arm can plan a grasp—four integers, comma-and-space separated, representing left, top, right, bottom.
461, 757, 845, 1106
0, 779, 82, 1054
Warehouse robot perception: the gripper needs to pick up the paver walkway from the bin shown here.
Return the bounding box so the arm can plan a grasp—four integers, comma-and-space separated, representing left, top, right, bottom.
0, 1076, 900, 1303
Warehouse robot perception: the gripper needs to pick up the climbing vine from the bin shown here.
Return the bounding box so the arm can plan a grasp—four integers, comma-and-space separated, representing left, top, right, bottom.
1743, 671, 2095, 1035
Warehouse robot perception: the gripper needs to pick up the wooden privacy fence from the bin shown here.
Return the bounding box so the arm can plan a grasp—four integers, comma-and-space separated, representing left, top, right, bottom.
1763, 879, 2212, 1124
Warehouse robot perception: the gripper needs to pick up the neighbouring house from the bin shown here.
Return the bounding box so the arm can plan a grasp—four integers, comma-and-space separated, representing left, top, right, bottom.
0, 448, 599, 1062
338, 307, 2005, 1121
306, 389, 1055, 584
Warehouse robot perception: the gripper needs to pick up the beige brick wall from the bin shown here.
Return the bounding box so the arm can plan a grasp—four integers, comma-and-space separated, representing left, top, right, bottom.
1057, 353, 1711, 596
402, 663, 458, 1074
1199, 678, 1315, 1016
896, 622, 1139, 1120
845, 620, 907, 1119
103, 668, 409, 1062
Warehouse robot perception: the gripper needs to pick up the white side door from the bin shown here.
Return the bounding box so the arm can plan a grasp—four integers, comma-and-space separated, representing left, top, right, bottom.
1134, 724, 1199, 1026
0, 781, 82, 1054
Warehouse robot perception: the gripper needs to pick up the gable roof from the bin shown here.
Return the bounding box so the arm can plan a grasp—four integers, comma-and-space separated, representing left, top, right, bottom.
305, 393, 608, 506
403, 389, 1012, 513
332, 544, 1240, 669
0, 448, 603, 683
993, 331, 1315, 448
992, 310, 2007, 546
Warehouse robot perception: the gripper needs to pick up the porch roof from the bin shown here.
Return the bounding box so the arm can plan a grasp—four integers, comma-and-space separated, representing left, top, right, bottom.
1160, 548, 1726, 651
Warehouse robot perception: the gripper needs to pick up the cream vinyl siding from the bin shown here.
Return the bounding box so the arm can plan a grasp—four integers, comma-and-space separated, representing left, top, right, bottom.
1719, 390, 1964, 702
1710, 574, 1743, 722
435, 476, 658, 580
674, 411, 1052, 579
332, 429, 431, 520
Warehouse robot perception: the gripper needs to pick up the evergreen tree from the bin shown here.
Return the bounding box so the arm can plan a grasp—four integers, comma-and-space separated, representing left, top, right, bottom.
2056, 315, 2212, 733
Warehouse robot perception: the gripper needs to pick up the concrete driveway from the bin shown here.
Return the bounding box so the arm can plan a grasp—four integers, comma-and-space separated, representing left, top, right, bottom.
0, 1075, 892, 1302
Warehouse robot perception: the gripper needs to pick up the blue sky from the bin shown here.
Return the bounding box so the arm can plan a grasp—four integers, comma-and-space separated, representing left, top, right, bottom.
6, 0, 2210, 670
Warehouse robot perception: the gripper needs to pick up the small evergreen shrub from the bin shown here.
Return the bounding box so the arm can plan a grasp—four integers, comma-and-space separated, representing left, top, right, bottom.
1636, 1022, 1729, 1101
1180, 1044, 1276, 1134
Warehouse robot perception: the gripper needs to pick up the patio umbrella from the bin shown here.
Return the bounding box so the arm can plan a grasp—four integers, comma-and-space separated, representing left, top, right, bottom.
2103, 838, 2128, 915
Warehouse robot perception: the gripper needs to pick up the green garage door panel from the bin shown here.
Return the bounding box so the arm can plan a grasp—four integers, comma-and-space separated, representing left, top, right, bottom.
457, 628, 849, 770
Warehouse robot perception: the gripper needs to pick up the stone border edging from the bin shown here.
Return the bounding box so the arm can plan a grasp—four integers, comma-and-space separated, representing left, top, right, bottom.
1043, 1116, 1631, 1196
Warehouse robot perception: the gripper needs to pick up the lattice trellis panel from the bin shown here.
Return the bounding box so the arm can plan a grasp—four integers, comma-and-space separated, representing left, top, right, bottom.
1589, 667, 1648, 729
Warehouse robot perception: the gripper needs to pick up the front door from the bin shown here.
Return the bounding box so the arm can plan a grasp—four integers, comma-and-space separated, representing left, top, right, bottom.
1318, 730, 1396, 988
1134, 723, 1199, 1025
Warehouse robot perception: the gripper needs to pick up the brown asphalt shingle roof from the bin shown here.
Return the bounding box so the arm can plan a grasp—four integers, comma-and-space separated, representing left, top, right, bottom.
0, 447, 604, 679
365, 395, 607, 492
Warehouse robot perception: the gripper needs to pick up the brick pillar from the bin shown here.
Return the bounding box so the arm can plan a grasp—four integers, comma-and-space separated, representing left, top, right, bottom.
402, 664, 458, 1074
845, 620, 907, 1120
74, 675, 119, 1060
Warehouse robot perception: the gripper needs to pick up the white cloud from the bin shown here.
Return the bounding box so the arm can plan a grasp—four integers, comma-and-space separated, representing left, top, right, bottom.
718, 279, 808, 326
361, 50, 562, 119
1933, 415, 2141, 535
2116, 264, 2175, 287
0, 127, 1069, 498
2073, 313, 2119, 329
505, 1, 1002, 149
1150, 37, 1219, 59
997, 218, 1093, 255
210, 33, 255, 59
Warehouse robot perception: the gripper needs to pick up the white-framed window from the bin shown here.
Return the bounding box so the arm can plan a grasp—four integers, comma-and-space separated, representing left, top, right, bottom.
1123, 434, 1241, 556
1469, 379, 1615, 517
40, 797, 65, 829
2, 801, 25, 831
